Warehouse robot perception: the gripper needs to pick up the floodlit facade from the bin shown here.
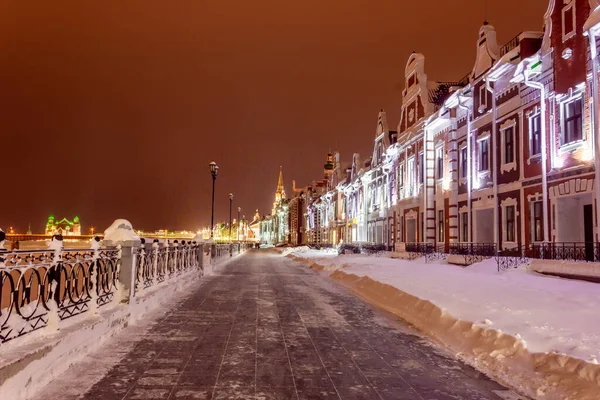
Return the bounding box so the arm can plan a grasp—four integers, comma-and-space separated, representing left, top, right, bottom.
260, 167, 290, 245
279, 0, 600, 255
45, 215, 81, 236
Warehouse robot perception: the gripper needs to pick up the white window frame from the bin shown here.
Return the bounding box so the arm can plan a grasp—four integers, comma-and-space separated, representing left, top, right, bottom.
477, 133, 491, 176
501, 197, 518, 249
500, 118, 517, 173
459, 206, 469, 243
435, 145, 444, 181
407, 156, 415, 196
527, 107, 542, 161
558, 92, 585, 151
459, 144, 468, 184
562, 1, 576, 42
479, 85, 488, 113
530, 198, 544, 243
397, 162, 405, 199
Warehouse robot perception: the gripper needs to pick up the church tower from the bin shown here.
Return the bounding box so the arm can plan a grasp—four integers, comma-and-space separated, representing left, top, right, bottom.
273, 166, 286, 215
276, 166, 286, 202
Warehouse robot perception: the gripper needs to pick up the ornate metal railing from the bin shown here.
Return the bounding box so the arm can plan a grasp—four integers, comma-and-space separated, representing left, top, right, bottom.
403, 243, 448, 262
500, 32, 521, 56
495, 243, 600, 271
405, 242, 435, 260
0, 246, 120, 344
495, 246, 530, 271
528, 242, 600, 263
425, 244, 448, 263
135, 240, 202, 293
449, 242, 497, 265
360, 243, 387, 256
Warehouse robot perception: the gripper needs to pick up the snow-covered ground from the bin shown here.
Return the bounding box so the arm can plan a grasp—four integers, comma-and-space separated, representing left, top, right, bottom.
286, 247, 600, 400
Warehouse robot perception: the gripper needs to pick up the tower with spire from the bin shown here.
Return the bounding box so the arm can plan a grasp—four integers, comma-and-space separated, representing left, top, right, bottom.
273, 166, 286, 214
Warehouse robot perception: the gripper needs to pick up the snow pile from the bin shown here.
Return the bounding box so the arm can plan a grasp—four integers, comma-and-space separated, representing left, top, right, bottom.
288, 249, 600, 400
530, 259, 600, 278
278, 246, 310, 256
103, 219, 140, 243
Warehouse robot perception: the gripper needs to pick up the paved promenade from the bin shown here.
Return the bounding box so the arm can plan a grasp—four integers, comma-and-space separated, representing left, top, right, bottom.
38, 250, 521, 399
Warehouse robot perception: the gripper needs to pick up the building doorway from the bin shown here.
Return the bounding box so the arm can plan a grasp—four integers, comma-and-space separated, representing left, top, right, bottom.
556, 193, 593, 243
406, 218, 417, 243
474, 208, 494, 243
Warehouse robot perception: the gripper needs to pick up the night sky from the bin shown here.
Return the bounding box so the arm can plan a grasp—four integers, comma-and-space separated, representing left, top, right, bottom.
1, 0, 549, 233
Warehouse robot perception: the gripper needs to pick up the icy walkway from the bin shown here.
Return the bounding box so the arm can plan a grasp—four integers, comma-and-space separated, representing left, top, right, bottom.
35, 249, 517, 400
287, 248, 600, 399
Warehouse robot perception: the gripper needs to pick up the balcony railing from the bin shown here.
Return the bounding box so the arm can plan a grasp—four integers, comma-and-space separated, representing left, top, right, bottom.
500, 33, 521, 57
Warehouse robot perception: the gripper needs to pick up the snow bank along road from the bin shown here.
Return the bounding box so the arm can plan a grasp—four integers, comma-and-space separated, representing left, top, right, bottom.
286, 248, 600, 400
36, 249, 522, 400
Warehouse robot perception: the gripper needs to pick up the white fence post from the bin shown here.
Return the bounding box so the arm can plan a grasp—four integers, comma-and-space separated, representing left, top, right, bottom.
103, 219, 141, 303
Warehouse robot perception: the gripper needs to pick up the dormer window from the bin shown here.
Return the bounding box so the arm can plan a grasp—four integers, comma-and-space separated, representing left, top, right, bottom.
562, 1, 576, 42
479, 85, 487, 113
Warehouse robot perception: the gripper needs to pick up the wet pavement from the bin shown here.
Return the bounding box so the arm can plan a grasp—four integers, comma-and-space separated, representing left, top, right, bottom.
39, 249, 523, 400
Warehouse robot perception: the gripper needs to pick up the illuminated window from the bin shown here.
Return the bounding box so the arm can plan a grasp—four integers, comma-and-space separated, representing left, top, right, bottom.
478, 137, 490, 172
533, 201, 544, 242
461, 147, 468, 178
529, 111, 542, 156
407, 157, 415, 192
503, 127, 515, 164
479, 85, 487, 111
561, 96, 583, 145
398, 163, 404, 198
436, 146, 444, 180
506, 205, 515, 242
461, 212, 468, 242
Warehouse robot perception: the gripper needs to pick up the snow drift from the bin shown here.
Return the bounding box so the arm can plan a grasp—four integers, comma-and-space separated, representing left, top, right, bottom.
288, 250, 600, 400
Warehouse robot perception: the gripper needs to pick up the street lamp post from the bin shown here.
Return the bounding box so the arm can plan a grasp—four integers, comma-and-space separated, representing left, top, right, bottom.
237, 207, 241, 242
210, 162, 219, 239
229, 193, 234, 256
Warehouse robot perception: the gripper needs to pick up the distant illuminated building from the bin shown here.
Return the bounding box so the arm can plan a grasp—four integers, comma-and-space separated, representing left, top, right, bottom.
135, 229, 196, 239
45, 215, 81, 236
260, 167, 290, 245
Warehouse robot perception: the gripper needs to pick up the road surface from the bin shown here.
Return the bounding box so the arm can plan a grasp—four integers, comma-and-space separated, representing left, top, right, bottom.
38, 249, 523, 400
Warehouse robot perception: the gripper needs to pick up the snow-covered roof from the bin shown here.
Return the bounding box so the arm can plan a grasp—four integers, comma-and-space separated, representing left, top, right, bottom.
584, 6, 600, 33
